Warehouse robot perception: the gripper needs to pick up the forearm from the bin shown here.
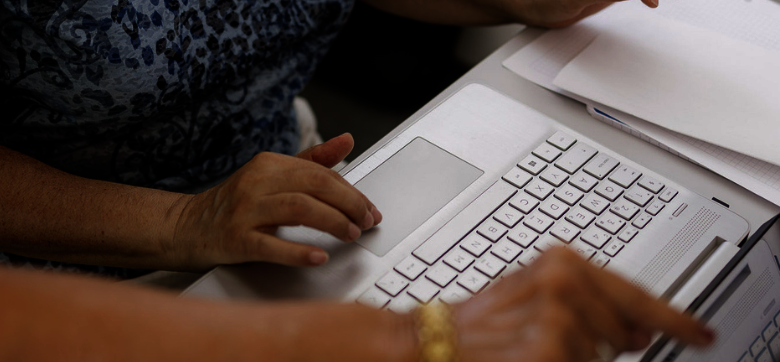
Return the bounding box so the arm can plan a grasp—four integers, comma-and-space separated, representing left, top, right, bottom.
0, 145, 189, 269
0, 268, 417, 362
360, 0, 513, 25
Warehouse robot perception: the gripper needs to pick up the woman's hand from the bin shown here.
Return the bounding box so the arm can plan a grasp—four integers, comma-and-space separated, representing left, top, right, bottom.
500, 0, 659, 28
167, 134, 382, 271
452, 247, 713, 361
362, 0, 657, 28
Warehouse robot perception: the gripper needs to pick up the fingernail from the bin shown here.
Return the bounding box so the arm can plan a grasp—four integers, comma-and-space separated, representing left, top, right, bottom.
370, 205, 383, 225
309, 250, 329, 265
649, 0, 658, 7
348, 223, 362, 241
362, 212, 374, 230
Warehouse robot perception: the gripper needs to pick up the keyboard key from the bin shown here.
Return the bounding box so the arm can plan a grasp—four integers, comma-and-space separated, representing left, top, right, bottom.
540, 198, 569, 220
387, 293, 420, 314
525, 179, 554, 200
540, 166, 569, 187
477, 219, 508, 242
523, 211, 555, 234
458, 268, 490, 294
507, 225, 539, 248
570, 171, 599, 192
394, 256, 428, 281
756, 349, 772, 362
582, 227, 611, 249
596, 213, 626, 235
604, 239, 625, 257
407, 279, 440, 304
568, 239, 598, 260
535, 234, 567, 252
763, 322, 777, 342
595, 180, 624, 202
618, 227, 639, 243
518, 155, 547, 175
645, 200, 665, 216
502, 167, 533, 189
768, 334, 780, 361
376, 272, 410, 297
625, 185, 654, 207
492, 238, 523, 262
581, 194, 610, 215
509, 193, 540, 214
554, 184, 584, 206
439, 283, 471, 304
547, 131, 577, 151
460, 234, 491, 257
584, 154, 620, 180
533, 142, 562, 163
565, 207, 597, 229
638, 176, 665, 194
443, 249, 475, 272
591, 254, 610, 268
493, 204, 524, 228
518, 248, 543, 266
426, 264, 458, 288
632, 214, 652, 229
751, 336, 764, 357
610, 199, 640, 221
609, 165, 642, 188
413, 181, 516, 265
555, 142, 598, 174
357, 287, 392, 309
660, 188, 679, 202
775, 309, 780, 327
475, 255, 507, 279
551, 221, 580, 243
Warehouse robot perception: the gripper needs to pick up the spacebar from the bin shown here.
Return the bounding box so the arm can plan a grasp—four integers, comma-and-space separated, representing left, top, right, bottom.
413, 180, 517, 265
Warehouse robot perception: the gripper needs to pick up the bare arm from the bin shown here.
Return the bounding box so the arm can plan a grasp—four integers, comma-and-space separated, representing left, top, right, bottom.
0, 134, 380, 271
0, 145, 187, 269
0, 248, 712, 362
0, 267, 415, 362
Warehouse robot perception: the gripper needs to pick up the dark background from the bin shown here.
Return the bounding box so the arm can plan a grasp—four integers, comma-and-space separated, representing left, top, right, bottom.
300, 3, 476, 160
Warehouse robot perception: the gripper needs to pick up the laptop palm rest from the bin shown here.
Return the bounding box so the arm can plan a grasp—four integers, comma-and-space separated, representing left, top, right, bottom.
354, 137, 483, 256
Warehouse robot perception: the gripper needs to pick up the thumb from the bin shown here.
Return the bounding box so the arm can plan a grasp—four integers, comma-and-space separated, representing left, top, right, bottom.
296, 133, 354, 168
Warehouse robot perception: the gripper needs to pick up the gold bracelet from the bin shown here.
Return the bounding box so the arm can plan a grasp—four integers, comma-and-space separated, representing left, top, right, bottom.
414, 302, 458, 362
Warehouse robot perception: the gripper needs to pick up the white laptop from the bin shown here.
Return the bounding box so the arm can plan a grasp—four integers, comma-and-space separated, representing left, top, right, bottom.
640, 214, 780, 362
183, 84, 749, 321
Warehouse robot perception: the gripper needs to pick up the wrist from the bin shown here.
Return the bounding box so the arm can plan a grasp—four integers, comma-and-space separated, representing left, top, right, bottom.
384, 309, 419, 362
159, 192, 196, 270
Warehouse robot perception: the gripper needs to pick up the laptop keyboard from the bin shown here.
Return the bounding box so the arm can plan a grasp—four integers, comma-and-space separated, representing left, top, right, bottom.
738, 310, 780, 362
357, 131, 680, 313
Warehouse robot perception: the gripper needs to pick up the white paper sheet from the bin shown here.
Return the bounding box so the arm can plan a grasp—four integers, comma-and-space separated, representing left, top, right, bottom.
501, 0, 780, 206
588, 104, 780, 206
503, 0, 780, 91
552, 12, 780, 167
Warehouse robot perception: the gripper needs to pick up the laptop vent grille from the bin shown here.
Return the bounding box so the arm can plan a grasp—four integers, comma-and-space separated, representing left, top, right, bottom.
631, 207, 720, 295
690, 267, 774, 361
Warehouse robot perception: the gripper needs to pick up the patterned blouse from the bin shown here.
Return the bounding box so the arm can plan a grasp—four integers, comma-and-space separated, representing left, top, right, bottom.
0, 0, 354, 277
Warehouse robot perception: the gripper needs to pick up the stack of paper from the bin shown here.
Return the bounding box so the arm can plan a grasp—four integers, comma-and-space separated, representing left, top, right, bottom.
503, 0, 780, 206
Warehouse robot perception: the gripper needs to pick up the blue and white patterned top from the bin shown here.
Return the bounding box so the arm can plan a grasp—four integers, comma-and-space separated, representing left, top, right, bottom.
0, 0, 354, 277
0, 0, 353, 191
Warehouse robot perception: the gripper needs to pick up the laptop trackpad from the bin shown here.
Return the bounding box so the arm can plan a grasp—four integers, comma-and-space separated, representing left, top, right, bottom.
354, 138, 483, 257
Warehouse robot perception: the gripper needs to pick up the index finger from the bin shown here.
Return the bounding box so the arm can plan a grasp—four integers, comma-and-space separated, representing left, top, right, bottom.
581, 262, 714, 346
